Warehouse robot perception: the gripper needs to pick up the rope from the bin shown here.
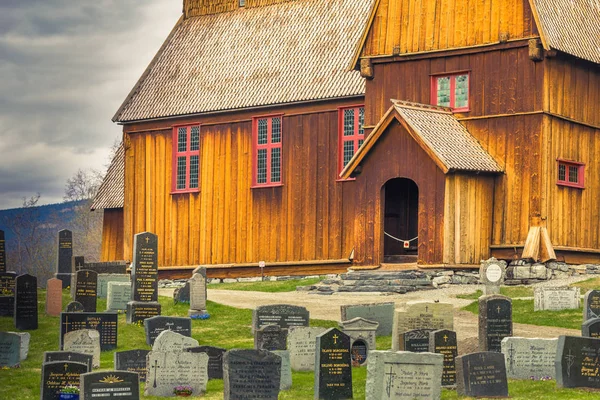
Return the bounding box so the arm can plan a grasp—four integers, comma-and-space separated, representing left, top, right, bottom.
384, 231, 418, 243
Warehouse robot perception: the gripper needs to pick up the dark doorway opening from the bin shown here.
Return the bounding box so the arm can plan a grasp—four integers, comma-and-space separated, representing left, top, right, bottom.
383, 178, 419, 263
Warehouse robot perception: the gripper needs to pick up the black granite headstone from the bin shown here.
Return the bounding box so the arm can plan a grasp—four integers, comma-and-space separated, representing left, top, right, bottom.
114, 349, 150, 382
55, 229, 73, 288
252, 304, 309, 332
126, 301, 161, 324
82, 261, 127, 274
478, 295, 512, 352
81, 370, 140, 399
223, 349, 281, 400
399, 329, 433, 352
456, 352, 508, 397
40, 361, 88, 400
74, 269, 98, 312
14, 273, 37, 330
60, 312, 118, 351
350, 339, 368, 366
186, 346, 227, 380
429, 329, 458, 386
556, 335, 600, 388
0, 271, 16, 317
66, 301, 85, 312
173, 281, 190, 304
44, 351, 93, 371
254, 324, 288, 351
315, 328, 352, 399
72, 256, 85, 273
582, 318, 600, 338
584, 290, 600, 321
131, 232, 158, 302
0, 229, 6, 273
144, 316, 192, 345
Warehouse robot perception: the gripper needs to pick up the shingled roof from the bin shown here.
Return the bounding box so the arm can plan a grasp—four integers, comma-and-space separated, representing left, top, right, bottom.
340, 101, 503, 179
531, 0, 600, 64
91, 143, 124, 210
113, 0, 374, 123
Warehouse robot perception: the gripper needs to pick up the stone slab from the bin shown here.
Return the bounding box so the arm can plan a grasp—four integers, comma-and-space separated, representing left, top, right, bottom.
63, 329, 101, 368
340, 302, 394, 336
145, 351, 208, 397
0, 272, 16, 317
14, 273, 38, 330
478, 295, 512, 352
0, 331, 21, 367
144, 315, 192, 345
287, 326, 327, 371
152, 329, 199, 352
271, 350, 292, 390
131, 232, 158, 302
223, 349, 281, 400
556, 335, 600, 389
41, 361, 88, 400
186, 346, 227, 380
46, 278, 63, 316
9, 331, 30, 360
126, 301, 161, 324
392, 301, 453, 350
583, 290, 600, 321
114, 349, 150, 382
456, 352, 508, 398
501, 337, 557, 380
534, 287, 580, 311
44, 351, 93, 371
97, 274, 130, 298
315, 328, 352, 399
252, 304, 309, 333
60, 312, 118, 351
106, 282, 131, 311
429, 329, 458, 387
81, 370, 140, 400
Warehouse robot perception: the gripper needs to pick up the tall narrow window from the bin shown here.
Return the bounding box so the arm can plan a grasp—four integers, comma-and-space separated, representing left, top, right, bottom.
172, 124, 200, 193
431, 72, 470, 112
557, 159, 585, 188
252, 115, 283, 187
338, 105, 365, 176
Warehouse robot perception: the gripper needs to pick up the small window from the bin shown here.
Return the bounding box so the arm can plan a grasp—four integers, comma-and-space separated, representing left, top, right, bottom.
252, 115, 283, 187
431, 72, 470, 112
239, 0, 245, 7
338, 106, 365, 176
557, 159, 585, 188
172, 125, 201, 193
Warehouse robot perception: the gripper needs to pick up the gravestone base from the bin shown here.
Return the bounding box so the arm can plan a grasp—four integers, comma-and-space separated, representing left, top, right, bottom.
126, 301, 161, 324
188, 308, 208, 318
55, 272, 72, 289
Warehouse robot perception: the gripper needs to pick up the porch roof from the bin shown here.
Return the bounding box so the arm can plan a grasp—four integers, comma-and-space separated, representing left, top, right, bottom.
91, 143, 124, 211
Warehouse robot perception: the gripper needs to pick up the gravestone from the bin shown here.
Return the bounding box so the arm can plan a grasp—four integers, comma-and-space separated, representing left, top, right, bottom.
366, 350, 443, 400
152, 329, 199, 352
501, 337, 557, 380
63, 329, 101, 368
252, 304, 310, 333
97, 274, 130, 298
66, 301, 85, 312
429, 329, 458, 386
40, 361, 88, 400
272, 350, 292, 390
287, 326, 326, 371
223, 349, 281, 400
46, 278, 63, 316
479, 257, 506, 295
0, 271, 16, 316
315, 328, 352, 399
82, 261, 128, 274
189, 267, 207, 316
72, 256, 85, 273
582, 318, 600, 338
14, 273, 38, 330
126, 301, 161, 324
0, 331, 21, 367
556, 335, 600, 388
145, 351, 209, 397
478, 295, 512, 352
534, 287, 580, 311
55, 229, 73, 288
174, 281, 190, 304
44, 351, 93, 371
0, 229, 5, 272
9, 331, 30, 360
584, 290, 600, 321
74, 269, 98, 312
255, 324, 288, 351
340, 302, 394, 336
456, 352, 508, 397
392, 301, 453, 350
398, 329, 434, 352
339, 317, 378, 355
186, 346, 227, 380
130, 232, 158, 302
81, 370, 140, 400
114, 349, 150, 382
106, 282, 131, 311
144, 315, 192, 345
60, 312, 118, 351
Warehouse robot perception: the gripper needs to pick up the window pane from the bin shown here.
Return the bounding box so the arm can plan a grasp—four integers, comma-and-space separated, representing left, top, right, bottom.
271, 148, 281, 182
558, 164, 566, 181
343, 109, 355, 136
436, 77, 451, 107
178, 127, 187, 152
568, 165, 579, 183
189, 155, 199, 189
190, 126, 200, 151
177, 156, 187, 190
272, 117, 281, 143
454, 74, 469, 109
257, 149, 267, 184
358, 107, 365, 136
343, 140, 354, 167
358, 139, 364, 148
258, 119, 268, 145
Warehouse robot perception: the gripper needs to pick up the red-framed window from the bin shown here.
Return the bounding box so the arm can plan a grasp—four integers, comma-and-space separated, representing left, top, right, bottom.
338, 106, 365, 175
171, 124, 200, 193
431, 72, 470, 112
252, 115, 283, 187
557, 159, 585, 188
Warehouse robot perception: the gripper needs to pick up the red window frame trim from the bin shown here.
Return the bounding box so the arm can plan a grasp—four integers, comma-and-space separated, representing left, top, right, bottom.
251, 114, 284, 188
337, 104, 365, 181
171, 123, 201, 194
556, 158, 585, 189
430, 71, 471, 112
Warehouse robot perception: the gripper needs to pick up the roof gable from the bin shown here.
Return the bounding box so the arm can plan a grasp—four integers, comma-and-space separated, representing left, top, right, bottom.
91, 143, 124, 210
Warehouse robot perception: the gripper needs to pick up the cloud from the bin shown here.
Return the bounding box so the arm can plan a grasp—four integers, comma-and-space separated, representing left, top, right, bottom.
0, 0, 180, 209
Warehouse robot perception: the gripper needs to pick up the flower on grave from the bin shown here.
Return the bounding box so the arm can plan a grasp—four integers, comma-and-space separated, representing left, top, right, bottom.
173, 385, 193, 395
60, 385, 80, 394
190, 313, 210, 320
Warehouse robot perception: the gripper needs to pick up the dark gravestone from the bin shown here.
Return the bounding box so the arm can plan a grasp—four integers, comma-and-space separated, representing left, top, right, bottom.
173, 281, 190, 304
74, 270, 98, 312
82, 261, 127, 274
255, 324, 288, 351
44, 351, 93, 371
131, 232, 158, 302
60, 312, 118, 351
72, 256, 85, 273
126, 301, 161, 324
0, 229, 6, 272
584, 290, 600, 321
0, 272, 17, 316
315, 328, 352, 399
478, 295, 512, 352
556, 335, 600, 388
66, 301, 85, 312
55, 229, 73, 288
186, 346, 227, 380
582, 318, 600, 338
81, 370, 140, 400
144, 316, 192, 345
0, 331, 21, 367
429, 329, 458, 386
223, 349, 281, 400
252, 304, 309, 332
40, 361, 88, 400
14, 273, 38, 330
456, 352, 508, 398
114, 349, 150, 382
350, 339, 368, 367
398, 329, 433, 353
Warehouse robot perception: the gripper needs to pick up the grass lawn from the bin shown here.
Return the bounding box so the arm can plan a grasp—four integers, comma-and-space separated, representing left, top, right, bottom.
571, 277, 600, 292
456, 286, 534, 300
211, 277, 323, 292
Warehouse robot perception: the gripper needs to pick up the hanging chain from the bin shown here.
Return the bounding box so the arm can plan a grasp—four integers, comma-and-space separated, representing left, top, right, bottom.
384, 231, 418, 243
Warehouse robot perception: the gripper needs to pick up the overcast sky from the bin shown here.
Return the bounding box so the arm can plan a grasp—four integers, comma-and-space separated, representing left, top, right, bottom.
0, 1, 181, 209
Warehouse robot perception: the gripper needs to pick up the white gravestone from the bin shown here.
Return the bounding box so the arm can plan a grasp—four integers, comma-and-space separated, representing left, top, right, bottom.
480, 258, 506, 295
392, 301, 454, 351
152, 330, 199, 353
534, 287, 580, 311
189, 268, 207, 317
501, 337, 557, 380
145, 351, 208, 397
63, 329, 101, 368
286, 326, 327, 371
106, 281, 132, 311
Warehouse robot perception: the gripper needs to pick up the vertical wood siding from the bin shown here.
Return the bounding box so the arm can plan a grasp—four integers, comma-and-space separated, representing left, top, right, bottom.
100, 209, 124, 262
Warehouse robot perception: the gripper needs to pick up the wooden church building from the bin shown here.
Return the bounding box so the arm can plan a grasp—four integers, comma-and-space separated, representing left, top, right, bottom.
93, 0, 600, 277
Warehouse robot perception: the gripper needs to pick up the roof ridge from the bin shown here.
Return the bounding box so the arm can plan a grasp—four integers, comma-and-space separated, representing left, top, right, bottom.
391, 99, 452, 114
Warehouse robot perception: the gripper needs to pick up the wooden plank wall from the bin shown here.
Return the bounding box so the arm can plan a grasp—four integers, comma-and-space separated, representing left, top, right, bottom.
353, 120, 446, 265
100, 209, 124, 262
362, 0, 537, 57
